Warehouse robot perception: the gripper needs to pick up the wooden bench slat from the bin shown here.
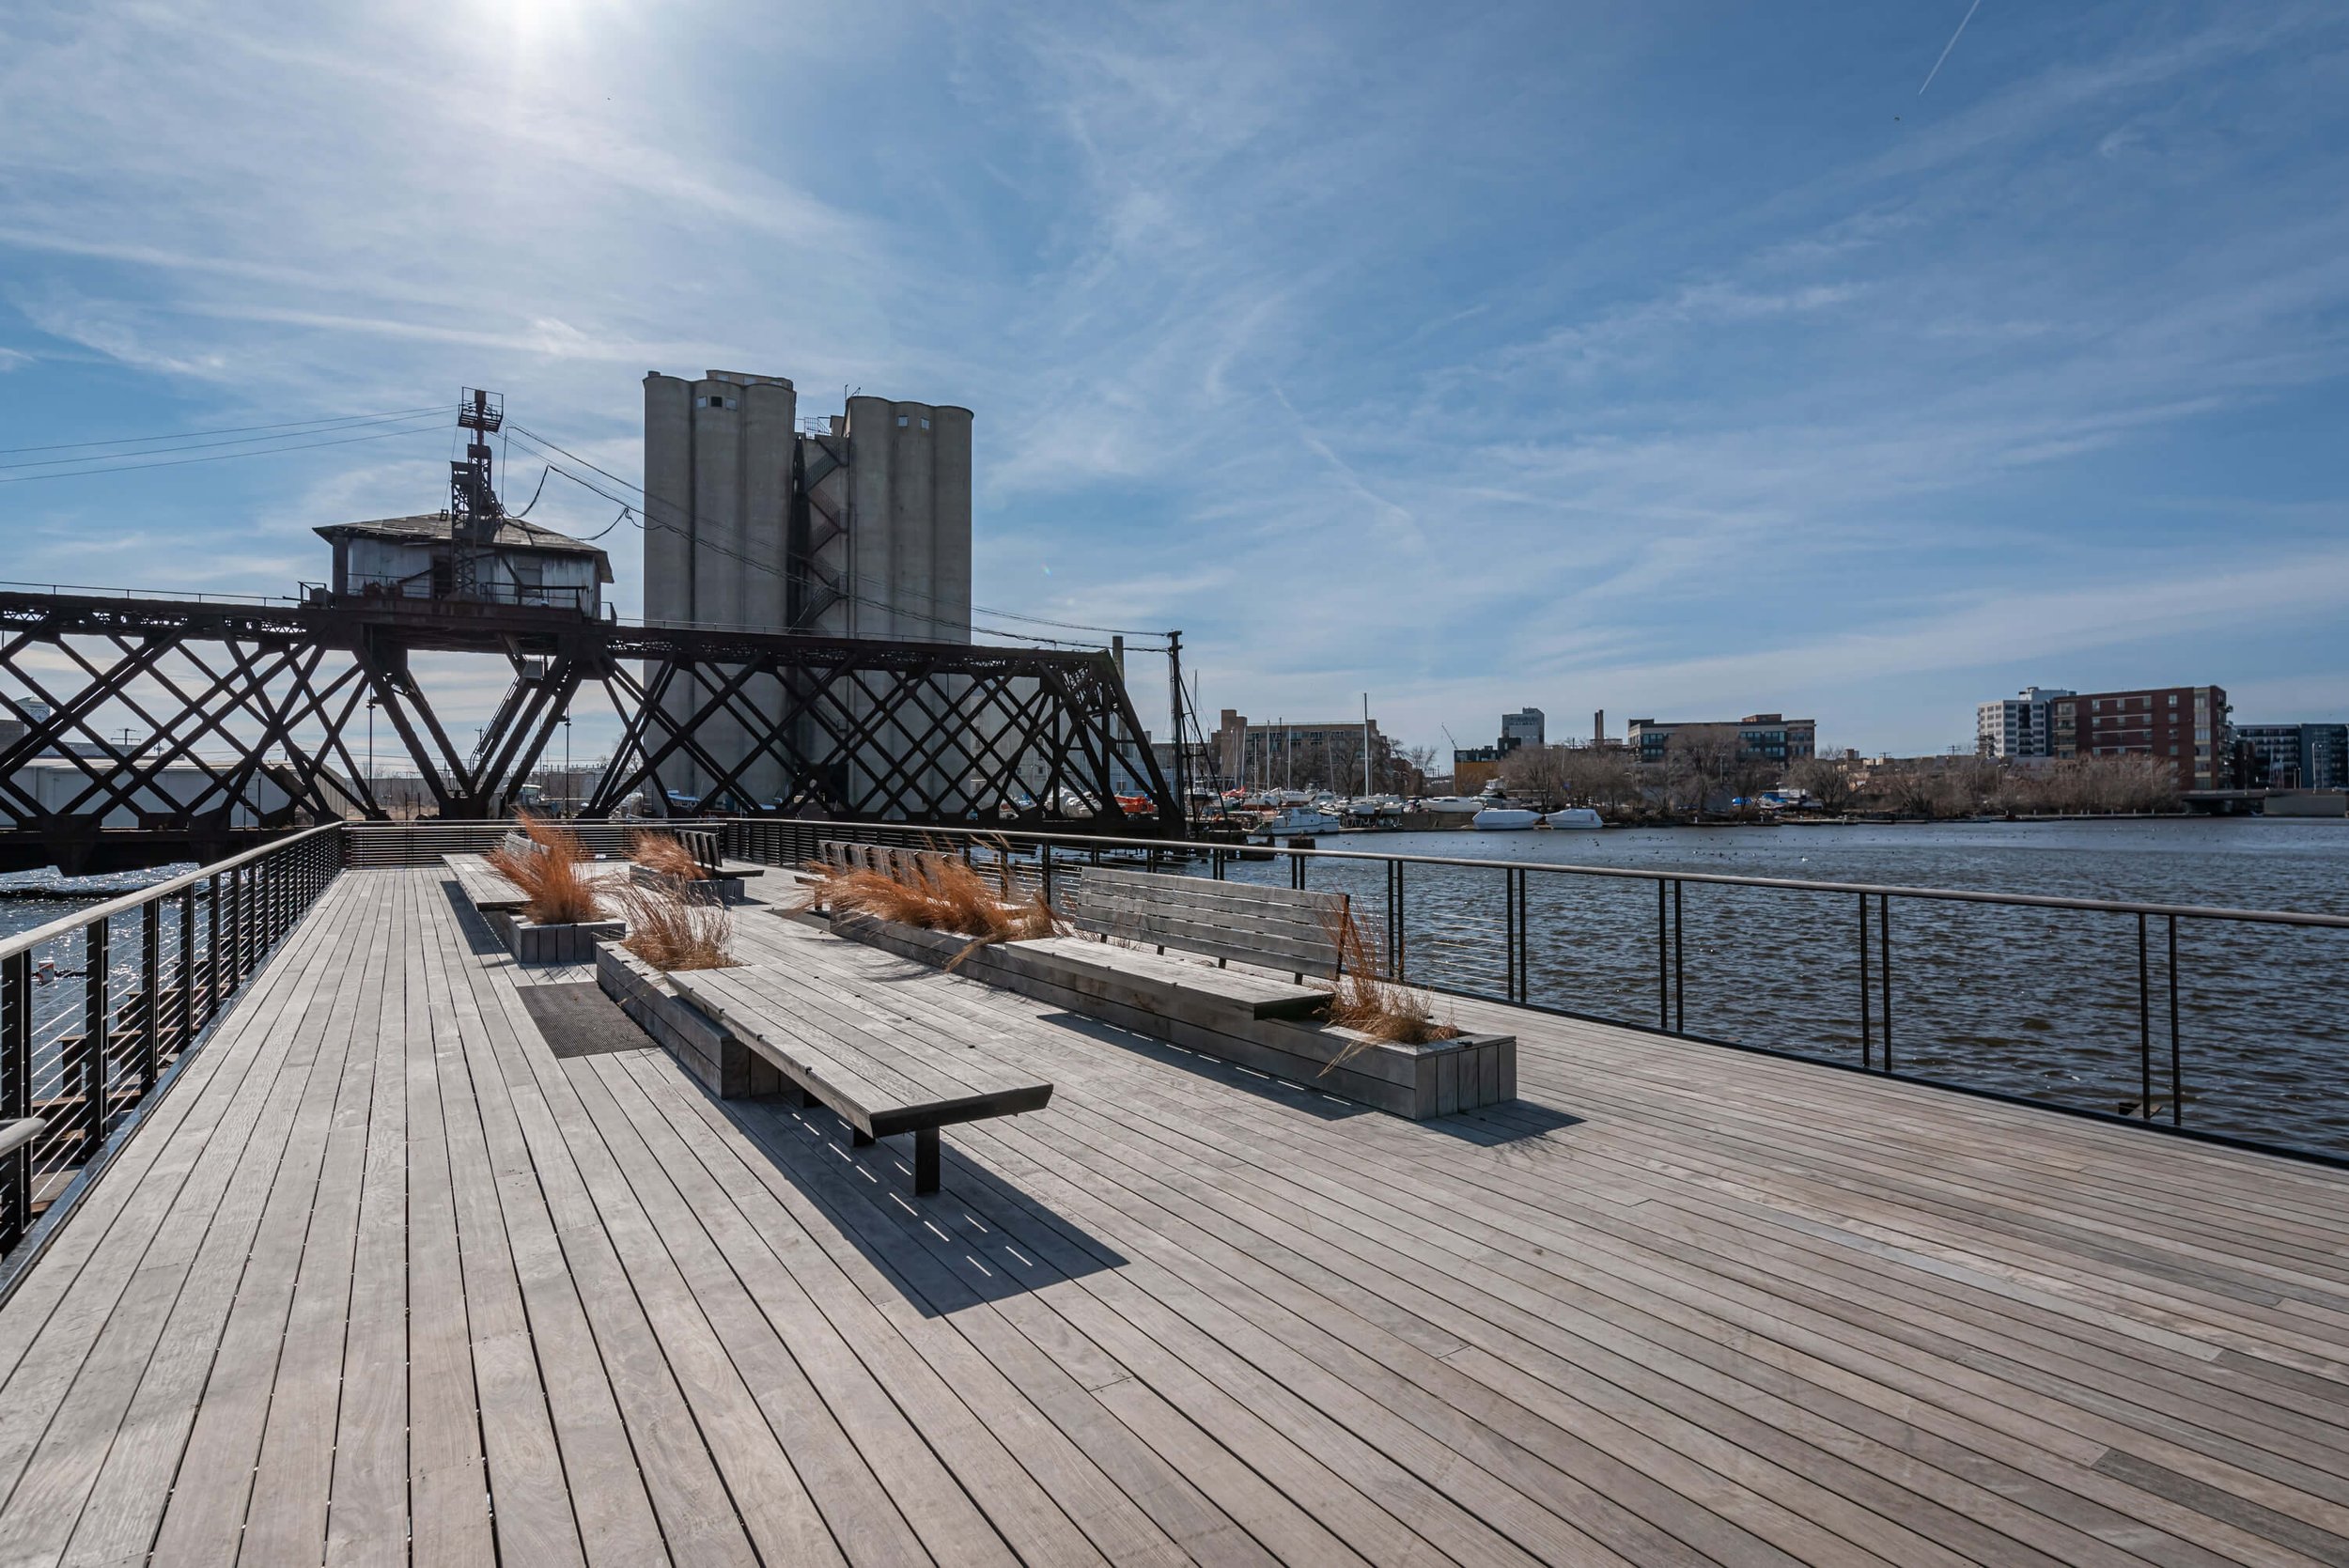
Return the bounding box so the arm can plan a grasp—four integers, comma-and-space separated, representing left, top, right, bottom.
1017, 938, 1330, 1021
669, 964, 1051, 1193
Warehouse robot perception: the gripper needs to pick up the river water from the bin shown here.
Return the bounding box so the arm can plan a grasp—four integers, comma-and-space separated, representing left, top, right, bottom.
1212, 818, 2349, 1157
0, 866, 200, 1104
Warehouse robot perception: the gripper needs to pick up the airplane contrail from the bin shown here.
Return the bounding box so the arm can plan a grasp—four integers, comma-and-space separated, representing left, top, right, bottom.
1918, 0, 1983, 96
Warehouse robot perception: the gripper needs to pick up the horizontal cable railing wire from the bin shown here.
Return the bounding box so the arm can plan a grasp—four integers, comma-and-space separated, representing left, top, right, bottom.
0, 824, 342, 1265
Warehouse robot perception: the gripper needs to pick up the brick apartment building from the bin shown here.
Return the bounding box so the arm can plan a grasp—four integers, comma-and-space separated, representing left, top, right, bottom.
2048, 685, 2233, 791
1626, 714, 1816, 767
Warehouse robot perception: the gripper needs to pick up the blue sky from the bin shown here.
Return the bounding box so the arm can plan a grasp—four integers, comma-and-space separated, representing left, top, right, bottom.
3, 1, 2345, 759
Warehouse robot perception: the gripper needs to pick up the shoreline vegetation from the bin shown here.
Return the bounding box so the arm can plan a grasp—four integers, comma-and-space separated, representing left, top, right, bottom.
1484, 746, 2217, 827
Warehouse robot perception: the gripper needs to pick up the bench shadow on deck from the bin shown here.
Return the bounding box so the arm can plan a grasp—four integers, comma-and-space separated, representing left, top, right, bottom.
0, 865, 2344, 1568
448, 893, 1135, 1316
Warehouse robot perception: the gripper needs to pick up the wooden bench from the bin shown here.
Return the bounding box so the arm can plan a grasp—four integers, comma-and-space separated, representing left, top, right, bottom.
669, 962, 1051, 1195
442, 853, 529, 914
808, 840, 958, 907
664, 826, 764, 880
1062, 866, 1348, 984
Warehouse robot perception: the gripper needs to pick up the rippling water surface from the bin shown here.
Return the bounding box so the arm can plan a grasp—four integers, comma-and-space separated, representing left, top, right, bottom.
1210, 819, 2349, 1156
0, 865, 200, 1104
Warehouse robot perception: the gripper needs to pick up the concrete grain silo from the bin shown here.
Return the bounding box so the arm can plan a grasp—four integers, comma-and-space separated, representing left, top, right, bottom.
642, 369, 973, 812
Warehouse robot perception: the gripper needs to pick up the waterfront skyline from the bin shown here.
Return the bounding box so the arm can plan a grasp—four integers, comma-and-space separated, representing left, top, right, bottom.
3, 3, 2347, 757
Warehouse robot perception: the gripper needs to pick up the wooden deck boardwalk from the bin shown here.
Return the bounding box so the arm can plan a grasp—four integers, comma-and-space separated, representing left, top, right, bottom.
0, 866, 2343, 1565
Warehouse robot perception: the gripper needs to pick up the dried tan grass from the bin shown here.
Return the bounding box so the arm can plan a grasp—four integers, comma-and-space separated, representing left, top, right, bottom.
1318, 905, 1458, 1066
630, 831, 708, 880
487, 813, 602, 925
614, 878, 736, 970
801, 852, 1059, 970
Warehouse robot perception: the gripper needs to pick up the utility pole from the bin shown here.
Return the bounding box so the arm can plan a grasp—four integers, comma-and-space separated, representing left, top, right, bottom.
1362, 692, 1372, 796
1166, 629, 1185, 819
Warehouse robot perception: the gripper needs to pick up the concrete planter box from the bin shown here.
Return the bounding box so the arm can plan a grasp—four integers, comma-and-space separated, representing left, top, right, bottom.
826, 911, 1516, 1120
488, 911, 624, 964
628, 863, 746, 903
594, 943, 780, 1099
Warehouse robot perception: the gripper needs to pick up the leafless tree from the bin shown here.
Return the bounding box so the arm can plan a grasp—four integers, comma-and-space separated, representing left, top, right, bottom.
1664, 731, 1739, 814
1499, 744, 1576, 808
1785, 754, 1858, 813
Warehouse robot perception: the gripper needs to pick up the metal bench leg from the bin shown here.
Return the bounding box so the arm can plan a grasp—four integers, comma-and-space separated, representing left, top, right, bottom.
912, 1128, 940, 1195
850, 1126, 875, 1148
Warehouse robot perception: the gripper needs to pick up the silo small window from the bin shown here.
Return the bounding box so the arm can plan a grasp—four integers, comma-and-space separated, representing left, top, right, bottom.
895, 414, 909, 427
920, 417, 931, 429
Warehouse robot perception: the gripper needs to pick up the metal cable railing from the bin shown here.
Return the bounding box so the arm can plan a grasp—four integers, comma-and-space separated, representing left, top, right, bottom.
722, 817, 2349, 1167
0, 824, 343, 1257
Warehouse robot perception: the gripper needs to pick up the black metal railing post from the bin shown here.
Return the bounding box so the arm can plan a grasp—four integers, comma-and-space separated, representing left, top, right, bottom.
1387, 859, 1406, 982
2, 952, 27, 1249
2138, 912, 2153, 1120
221, 870, 237, 995
1673, 879, 1686, 1035
1878, 893, 1893, 1074
139, 900, 161, 1094
1858, 891, 1871, 1070
205, 872, 222, 1028
178, 883, 196, 1056
2168, 915, 2182, 1127
1657, 880, 1670, 1031
82, 916, 110, 1155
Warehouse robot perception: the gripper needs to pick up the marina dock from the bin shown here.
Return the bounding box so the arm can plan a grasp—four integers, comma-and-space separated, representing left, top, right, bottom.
0, 866, 2344, 1564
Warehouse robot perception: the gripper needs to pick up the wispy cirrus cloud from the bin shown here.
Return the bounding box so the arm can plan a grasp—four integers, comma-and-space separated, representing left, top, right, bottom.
1, 1, 2346, 753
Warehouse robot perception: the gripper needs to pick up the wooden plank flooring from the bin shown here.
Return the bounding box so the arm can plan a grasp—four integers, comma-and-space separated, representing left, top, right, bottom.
0, 868, 2341, 1565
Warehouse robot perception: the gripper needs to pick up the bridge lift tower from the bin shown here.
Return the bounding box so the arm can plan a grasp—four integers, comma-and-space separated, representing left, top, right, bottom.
449, 388, 504, 601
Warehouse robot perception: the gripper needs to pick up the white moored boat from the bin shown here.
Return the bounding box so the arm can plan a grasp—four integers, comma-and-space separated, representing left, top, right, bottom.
1470, 807, 1541, 831
1253, 805, 1345, 837
1544, 807, 1605, 829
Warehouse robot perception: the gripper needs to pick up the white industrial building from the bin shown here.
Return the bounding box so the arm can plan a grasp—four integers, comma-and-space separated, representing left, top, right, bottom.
1976, 686, 2072, 758
641, 369, 975, 805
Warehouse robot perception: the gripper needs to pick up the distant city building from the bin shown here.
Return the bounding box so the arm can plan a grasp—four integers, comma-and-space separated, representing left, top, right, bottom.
1452, 745, 1502, 793
2048, 685, 2233, 791
1500, 707, 1546, 752
2235, 723, 2348, 790
1975, 686, 2073, 758
1625, 714, 1816, 767
1213, 709, 1390, 791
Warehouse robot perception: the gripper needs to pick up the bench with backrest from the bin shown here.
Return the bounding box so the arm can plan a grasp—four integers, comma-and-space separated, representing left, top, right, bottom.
1062, 866, 1347, 980
810, 846, 1346, 1019
668, 960, 1051, 1194
662, 826, 765, 880
809, 840, 956, 901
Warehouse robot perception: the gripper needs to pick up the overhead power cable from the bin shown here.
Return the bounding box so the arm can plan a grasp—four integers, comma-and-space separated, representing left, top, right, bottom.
0, 420, 450, 485
0, 409, 450, 473
0, 405, 450, 457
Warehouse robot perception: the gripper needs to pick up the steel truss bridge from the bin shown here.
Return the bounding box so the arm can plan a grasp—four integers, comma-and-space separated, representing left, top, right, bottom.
0, 589, 1179, 874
